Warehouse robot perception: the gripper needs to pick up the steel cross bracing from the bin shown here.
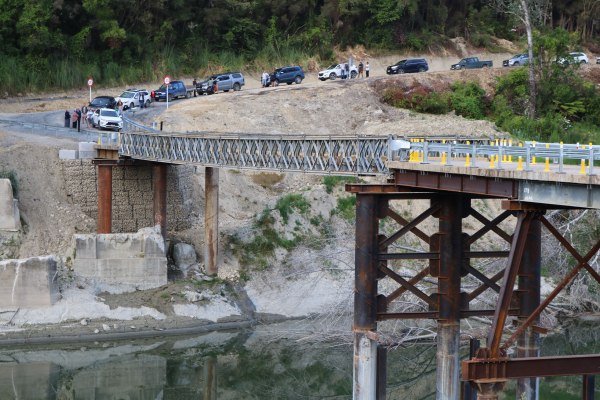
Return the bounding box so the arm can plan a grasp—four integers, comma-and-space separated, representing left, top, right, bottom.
120, 131, 392, 175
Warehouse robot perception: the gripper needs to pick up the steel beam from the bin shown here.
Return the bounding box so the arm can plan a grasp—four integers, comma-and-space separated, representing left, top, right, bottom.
386, 267, 430, 305
354, 194, 378, 400
379, 204, 440, 249
466, 210, 513, 246
516, 217, 541, 400
379, 265, 437, 308
385, 208, 430, 244
152, 164, 167, 242
469, 270, 505, 301
97, 165, 112, 234
205, 167, 219, 275
583, 375, 595, 400
436, 193, 466, 400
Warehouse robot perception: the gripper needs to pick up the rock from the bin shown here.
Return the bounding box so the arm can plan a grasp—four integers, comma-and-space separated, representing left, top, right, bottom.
130, 326, 136, 329
183, 291, 202, 302
80, 319, 88, 326
102, 324, 110, 331
203, 276, 213, 282
171, 297, 175, 302
94, 329, 100, 334
113, 324, 120, 329
172, 243, 198, 277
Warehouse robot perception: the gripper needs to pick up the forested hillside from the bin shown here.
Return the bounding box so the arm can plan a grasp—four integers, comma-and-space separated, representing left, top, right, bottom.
0, 0, 598, 93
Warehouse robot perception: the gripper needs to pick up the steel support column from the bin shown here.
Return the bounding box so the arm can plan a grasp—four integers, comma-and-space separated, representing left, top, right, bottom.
205, 167, 219, 275
516, 217, 541, 400
152, 164, 167, 243
436, 194, 467, 400
97, 165, 113, 234
354, 194, 378, 400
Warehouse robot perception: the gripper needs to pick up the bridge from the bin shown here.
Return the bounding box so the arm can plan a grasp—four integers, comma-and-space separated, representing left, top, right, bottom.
92, 115, 600, 400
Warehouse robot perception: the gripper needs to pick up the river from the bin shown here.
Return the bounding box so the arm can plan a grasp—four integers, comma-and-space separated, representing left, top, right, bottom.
0, 319, 597, 399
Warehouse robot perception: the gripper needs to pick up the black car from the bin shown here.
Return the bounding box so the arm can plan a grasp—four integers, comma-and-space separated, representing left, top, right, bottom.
89, 96, 117, 109
386, 59, 429, 74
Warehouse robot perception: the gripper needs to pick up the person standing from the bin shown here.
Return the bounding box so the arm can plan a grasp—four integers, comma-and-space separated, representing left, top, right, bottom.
340, 63, 346, 79
261, 71, 268, 87
214, 80, 219, 94
76, 107, 82, 132
366, 62, 370, 78
72, 109, 78, 128
151, 90, 155, 106
117, 100, 124, 116
358, 61, 364, 78
193, 78, 198, 97
86, 108, 93, 128
139, 91, 145, 109
64, 109, 71, 128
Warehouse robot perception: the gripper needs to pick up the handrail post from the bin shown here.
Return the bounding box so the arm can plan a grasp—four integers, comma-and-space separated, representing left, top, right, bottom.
471, 143, 476, 168
558, 142, 564, 174
422, 141, 429, 164
497, 145, 503, 170
590, 145, 595, 176
525, 145, 532, 171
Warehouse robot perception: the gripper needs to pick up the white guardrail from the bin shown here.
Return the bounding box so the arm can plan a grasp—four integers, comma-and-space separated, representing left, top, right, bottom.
0, 119, 118, 145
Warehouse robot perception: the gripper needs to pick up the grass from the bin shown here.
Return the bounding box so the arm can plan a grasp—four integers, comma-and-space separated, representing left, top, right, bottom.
274, 194, 311, 224
322, 176, 363, 194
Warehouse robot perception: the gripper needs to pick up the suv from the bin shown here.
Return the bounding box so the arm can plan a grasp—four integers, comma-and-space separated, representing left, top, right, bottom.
197, 75, 218, 95
116, 89, 150, 110
386, 59, 428, 74
215, 73, 245, 92
89, 96, 117, 109
503, 54, 530, 67
271, 67, 305, 85
91, 108, 122, 131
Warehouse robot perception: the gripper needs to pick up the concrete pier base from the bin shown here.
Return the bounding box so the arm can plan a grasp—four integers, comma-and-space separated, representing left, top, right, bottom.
153, 164, 167, 245
354, 333, 377, 400
436, 323, 460, 400
97, 165, 112, 234
205, 167, 219, 275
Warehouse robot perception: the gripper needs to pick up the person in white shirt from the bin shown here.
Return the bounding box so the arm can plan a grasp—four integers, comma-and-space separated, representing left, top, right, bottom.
366, 62, 370, 78
261, 71, 269, 87
340, 63, 346, 79
86, 108, 94, 128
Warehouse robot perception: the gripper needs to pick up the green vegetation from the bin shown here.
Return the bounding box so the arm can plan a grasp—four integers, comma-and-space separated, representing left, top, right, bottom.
322, 176, 364, 194
0, 168, 18, 197
384, 28, 600, 144
274, 194, 311, 224
2, 1, 599, 94
332, 196, 357, 221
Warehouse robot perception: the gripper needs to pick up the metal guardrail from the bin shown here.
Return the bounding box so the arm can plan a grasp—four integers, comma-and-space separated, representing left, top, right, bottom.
407, 140, 599, 175
0, 119, 115, 144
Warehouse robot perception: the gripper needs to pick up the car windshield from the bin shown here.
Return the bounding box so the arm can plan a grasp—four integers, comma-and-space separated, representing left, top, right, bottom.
511, 55, 522, 59
395, 60, 407, 65
119, 92, 136, 98
326, 64, 338, 70
101, 110, 119, 118
459, 59, 468, 64
91, 98, 109, 106
159, 84, 173, 90
274, 68, 282, 74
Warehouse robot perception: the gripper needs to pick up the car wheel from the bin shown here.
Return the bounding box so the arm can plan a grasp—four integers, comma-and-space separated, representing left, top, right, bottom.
329, 73, 336, 80
233, 83, 241, 91
482, 64, 489, 68
146, 100, 150, 107
185, 91, 190, 99
295, 76, 302, 84
418, 67, 426, 72
460, 65, 466, 70
398, 69, 405, 74
286, 82, 293, 85
514, 62, 520, 66
168, 94, 173, 102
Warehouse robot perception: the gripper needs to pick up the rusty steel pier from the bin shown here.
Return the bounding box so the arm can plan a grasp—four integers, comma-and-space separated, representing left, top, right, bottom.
347, 165, 600, 400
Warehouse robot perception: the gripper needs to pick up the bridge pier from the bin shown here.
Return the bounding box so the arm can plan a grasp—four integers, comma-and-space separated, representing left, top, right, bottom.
97, 165, 112, 234
205, 167, 219, 275
203, 357, 217, 400
152, 164, 167, 244
516, 217, 541, 400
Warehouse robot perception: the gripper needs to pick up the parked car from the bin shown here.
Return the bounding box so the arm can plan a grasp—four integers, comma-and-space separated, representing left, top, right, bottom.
269, 66, 305, 86
317, 64, 358, 81
91, 108, 123, 131
450, 57, 493, 70
116, 89, 150, 110
89, 96, 117, 109
503, 54, 531, 67
265, 68, 283, 86
215, 73, 245, 92
386, 59, 429, 74
558, 52, 589, 65
154, 81, 195, 102
597, 56, 600, 64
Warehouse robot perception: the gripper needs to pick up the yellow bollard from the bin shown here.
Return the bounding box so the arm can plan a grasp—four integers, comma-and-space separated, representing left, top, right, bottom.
508, 140, 513, 163
442, 140, 446, 165
490, 153, 495, 168
532, 141, 537, 164
517, 143, 523, 170
97, 137, 101, 145
580, 145, 586, 174
420, 139, 424, 162
465, 141, 470, 166
409, 139, 414, 161
544, 143, 550, 172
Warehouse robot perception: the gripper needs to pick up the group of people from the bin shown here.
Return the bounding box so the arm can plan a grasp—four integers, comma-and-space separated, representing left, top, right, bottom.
340, 61, 370, 78
64, 106, 88, 129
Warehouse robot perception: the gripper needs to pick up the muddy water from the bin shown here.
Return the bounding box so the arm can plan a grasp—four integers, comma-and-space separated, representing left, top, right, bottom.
0, 320, 596, 399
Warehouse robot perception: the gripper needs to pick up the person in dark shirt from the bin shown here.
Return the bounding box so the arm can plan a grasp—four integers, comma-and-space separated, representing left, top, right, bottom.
64, 110, 71, 127
193, 78, 198, 97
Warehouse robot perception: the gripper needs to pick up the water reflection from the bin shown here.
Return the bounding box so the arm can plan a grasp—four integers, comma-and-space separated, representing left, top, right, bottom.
0, 320, 597, 400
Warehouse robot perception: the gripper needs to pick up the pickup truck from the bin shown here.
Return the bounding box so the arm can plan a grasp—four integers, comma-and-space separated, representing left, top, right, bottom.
154, 81, 195, 102
450, 57, 493, 70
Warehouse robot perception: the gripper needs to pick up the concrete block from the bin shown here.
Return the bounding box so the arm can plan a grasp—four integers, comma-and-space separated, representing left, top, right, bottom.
0, 179, 18, 230
79, 151, 97, 159
73, 235, 96, 259
72, 228, 167, 292
59, 149, 79, 159
0, 256, 60, 308
0, 363, 59, 400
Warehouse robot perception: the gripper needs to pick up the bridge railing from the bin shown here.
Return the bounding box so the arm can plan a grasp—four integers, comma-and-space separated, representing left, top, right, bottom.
0, 119, 101, 142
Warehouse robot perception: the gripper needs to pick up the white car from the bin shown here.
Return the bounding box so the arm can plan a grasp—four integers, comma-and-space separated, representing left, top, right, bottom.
92, 108, 123, 131
318, 64, 359, 81
558, 52, 589, 64
596, 56, 599, 64
116, 89, 150, 110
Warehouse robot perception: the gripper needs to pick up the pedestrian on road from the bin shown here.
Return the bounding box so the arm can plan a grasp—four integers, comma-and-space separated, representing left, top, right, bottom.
117, 100, 124, 116
358, 61, 364, 78
262, 71, 268, 87
271, 69, 277, 87
214, 80, 219, 94
64, 109, 71, 128
82, 104, 87, 115
75, 107, 82, 132
86, 108, 93, 128
193, 78, 198, 97
207, 78, 214, 95
151, 91, 155, 106
366, 62, 370, 78
341, 63, 346, 79
139, 91, 145, 109
72, 109, 78, 128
